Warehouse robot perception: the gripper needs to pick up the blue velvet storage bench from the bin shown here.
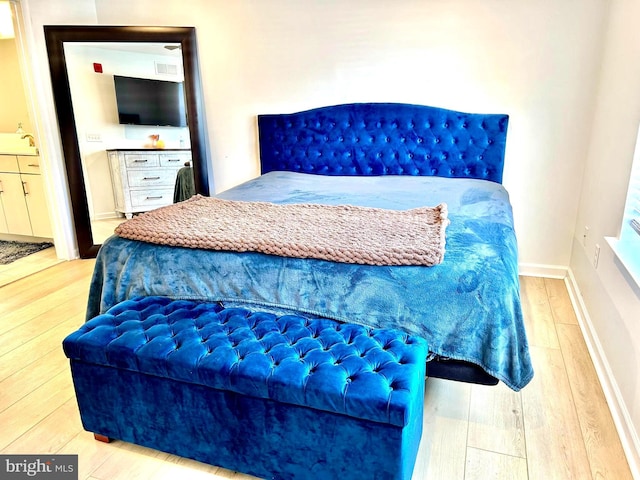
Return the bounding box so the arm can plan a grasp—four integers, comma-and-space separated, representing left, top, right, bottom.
63, 296, 428, 480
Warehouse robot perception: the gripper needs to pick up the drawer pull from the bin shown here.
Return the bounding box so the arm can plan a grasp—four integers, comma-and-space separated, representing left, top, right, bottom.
28, 163, 40, 168
166, 158, 181, 162
146, 195, 164, 200
143, 176, 161, 180
133, 159, 148, 163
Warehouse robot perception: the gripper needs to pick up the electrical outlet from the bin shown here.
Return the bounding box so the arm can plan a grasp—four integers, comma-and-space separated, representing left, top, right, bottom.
583, 226, 589, 246
594, 243, 600, 268
86, 133, 102, 142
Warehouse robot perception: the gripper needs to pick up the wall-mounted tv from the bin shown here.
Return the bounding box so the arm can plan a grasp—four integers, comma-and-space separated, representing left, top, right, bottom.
114, 75, 187, 127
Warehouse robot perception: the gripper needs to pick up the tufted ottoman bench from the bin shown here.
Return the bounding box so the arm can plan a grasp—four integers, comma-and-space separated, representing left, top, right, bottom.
63, 296, 427, 480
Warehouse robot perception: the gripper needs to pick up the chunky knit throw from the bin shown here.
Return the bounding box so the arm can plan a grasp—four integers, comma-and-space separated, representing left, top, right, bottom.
115, 195, 449, 266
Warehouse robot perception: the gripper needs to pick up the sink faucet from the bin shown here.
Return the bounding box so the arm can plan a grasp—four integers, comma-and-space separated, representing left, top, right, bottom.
21, 134, 36, 147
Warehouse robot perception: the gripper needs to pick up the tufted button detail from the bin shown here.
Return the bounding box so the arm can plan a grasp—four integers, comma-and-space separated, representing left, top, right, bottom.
258, 104, 507, 183
64, 296, 429, 428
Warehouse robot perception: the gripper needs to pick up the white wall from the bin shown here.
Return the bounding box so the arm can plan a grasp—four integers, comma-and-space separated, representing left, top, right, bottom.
22, 0, 609, 269
570, 0, 640, 474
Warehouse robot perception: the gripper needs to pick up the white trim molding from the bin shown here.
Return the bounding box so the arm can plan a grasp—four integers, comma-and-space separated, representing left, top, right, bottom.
565, 269, 640, 480
518, 263, 568, 279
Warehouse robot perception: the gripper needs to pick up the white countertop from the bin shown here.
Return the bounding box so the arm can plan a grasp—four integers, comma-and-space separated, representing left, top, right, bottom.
0, 147, 39, 156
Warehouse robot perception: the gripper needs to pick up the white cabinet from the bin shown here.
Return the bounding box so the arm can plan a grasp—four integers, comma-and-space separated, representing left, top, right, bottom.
0, 171, 31, 235
0, 155, 52, 238
107, 149, 191, 219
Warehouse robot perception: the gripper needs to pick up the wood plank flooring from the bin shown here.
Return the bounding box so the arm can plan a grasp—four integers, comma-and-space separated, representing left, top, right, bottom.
0, 265, 633, 479
0, 246, 61, 287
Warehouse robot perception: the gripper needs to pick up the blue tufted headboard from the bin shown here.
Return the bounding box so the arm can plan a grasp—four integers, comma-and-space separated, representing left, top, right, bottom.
258, 103, 509, 184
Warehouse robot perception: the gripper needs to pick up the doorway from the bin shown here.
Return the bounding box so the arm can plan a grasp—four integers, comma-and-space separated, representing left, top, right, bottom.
0, 1, 59, 286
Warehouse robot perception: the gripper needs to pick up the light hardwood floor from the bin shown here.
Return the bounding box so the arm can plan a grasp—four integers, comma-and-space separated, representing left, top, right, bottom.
91, 218, 126, 245
0, 246, 61, 287
0, 263, 633, 479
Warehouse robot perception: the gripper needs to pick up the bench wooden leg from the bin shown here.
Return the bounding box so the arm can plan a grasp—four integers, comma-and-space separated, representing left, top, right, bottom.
94, 433, 111, 443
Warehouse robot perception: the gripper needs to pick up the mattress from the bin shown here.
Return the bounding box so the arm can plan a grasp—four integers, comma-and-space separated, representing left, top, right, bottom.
87, 171, 533, 391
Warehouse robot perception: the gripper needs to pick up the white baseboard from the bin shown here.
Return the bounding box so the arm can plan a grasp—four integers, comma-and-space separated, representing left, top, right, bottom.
518, 263, 568, 279
92, 212, 122, 221
565, 269, 640, 480
0, 233, 53, 243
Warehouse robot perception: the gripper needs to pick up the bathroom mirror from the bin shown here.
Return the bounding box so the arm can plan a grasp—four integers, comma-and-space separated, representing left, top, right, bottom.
45, 26, 210, 258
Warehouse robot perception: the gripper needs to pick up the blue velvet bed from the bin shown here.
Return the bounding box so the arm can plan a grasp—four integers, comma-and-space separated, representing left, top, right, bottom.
88, 103, 533, 391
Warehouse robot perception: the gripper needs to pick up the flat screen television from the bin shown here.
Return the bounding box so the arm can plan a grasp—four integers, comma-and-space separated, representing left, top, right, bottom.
114, 75, 187, 127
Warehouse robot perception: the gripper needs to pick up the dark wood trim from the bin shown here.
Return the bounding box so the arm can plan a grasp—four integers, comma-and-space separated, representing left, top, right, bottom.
44, 26, 210, 258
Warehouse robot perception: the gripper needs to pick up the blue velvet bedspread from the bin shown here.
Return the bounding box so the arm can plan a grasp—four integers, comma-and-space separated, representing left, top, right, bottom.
87, 171, 533, 391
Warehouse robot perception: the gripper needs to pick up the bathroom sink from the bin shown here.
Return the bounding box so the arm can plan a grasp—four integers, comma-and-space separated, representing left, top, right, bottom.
0, 133, 39, 156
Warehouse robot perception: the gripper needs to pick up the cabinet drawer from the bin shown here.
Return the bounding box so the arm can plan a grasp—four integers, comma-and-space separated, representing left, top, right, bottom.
159, 152, 190, 167
0, 155, 19, 173
127, 168, 176, 187
124, 153, 159, 167
129, 188, 173, 208
18, 156, 41, 174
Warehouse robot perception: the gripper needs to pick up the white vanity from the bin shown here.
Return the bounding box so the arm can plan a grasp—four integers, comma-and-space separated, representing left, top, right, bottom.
106, 149, 191, 219
0, 154, 52, 238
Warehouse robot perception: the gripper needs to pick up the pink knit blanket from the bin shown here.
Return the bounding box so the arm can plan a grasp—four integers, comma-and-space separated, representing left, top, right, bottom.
115, 195, 449, 266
